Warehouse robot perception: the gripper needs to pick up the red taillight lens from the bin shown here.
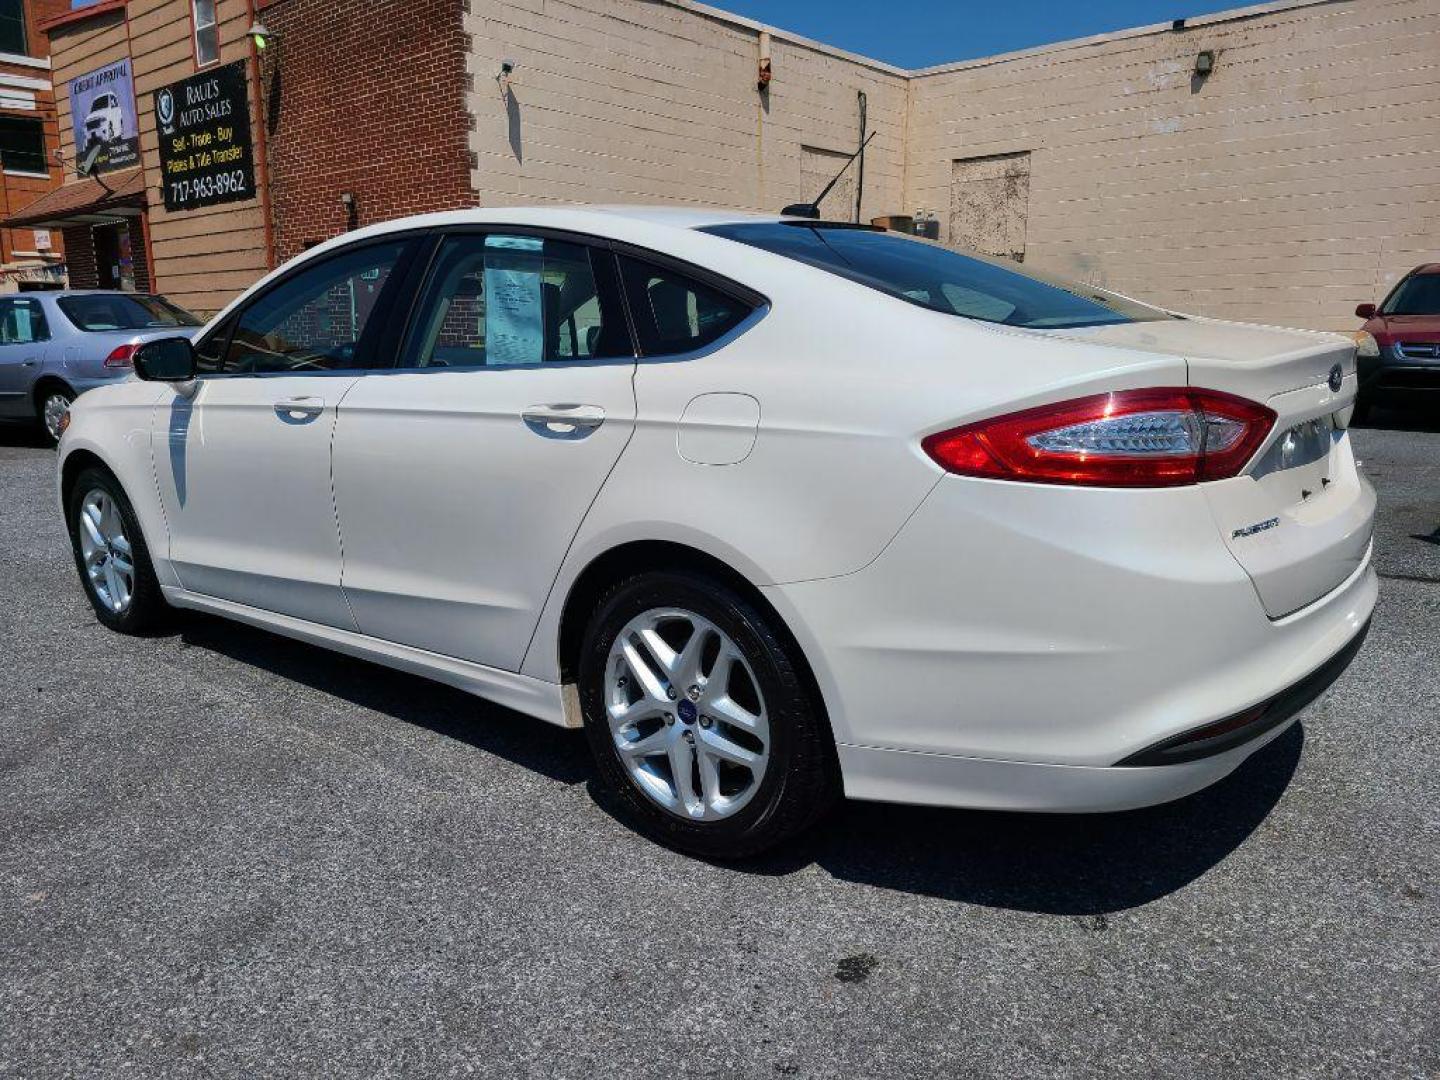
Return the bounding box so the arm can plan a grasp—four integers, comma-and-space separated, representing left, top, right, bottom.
104, 343, 138, 369
922, 388, 1276, 487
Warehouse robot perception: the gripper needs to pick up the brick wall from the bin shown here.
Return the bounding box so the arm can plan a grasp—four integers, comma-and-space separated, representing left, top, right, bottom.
61, 224, 96, 287
0, 0, 71, 270
127, 216, 150, 292
264, 0, 479, 265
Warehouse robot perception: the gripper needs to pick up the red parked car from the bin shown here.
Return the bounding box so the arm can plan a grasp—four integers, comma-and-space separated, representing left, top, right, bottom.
1354, 263, 1440, 419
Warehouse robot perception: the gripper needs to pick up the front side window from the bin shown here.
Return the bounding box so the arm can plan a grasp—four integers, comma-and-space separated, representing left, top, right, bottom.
58, 294, 201, 332
1380, 273, 1440, 316
224, 240, 407, 374
702, 222, 1172, 330
0, 297, 48, 343
403, 233, 631, 368
193, 0, 219, 66
616, 255, 752, 355
0, 116, 46, 174
0, 0, 26, 56
194, 313, 235, 375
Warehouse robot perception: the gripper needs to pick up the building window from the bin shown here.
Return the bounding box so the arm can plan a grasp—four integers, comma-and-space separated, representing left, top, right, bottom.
193, 0, 219, 66
0, 0, 27, 57
0, 117, 47, 175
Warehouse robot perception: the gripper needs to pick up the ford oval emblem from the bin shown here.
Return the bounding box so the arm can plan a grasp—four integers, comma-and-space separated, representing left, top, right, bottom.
1328, 364, 1343, 392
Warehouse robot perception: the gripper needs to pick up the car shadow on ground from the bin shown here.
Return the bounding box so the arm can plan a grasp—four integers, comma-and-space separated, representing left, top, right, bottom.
0, 420, 52, 448
1355, 403, 1440, 434
732, 725, 1302, 916
179, 609, 1300, 916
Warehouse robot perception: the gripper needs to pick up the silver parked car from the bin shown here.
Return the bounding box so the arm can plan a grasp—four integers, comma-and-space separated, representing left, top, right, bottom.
0, 290, 202, 442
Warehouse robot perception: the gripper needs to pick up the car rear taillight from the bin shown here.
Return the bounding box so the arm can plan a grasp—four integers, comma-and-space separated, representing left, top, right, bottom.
104, 344, 138, 369
921, 388, 1276, 487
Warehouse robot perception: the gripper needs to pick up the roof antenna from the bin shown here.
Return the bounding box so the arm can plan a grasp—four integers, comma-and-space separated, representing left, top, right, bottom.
781, 131, 876, 219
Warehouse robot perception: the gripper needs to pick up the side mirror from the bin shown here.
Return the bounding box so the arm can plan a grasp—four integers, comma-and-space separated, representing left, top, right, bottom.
1354, 303, 1377, 320
133, 336, 196, 382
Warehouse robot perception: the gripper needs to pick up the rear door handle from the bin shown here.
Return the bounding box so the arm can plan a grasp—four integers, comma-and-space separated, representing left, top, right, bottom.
522, 403, 605, 440
274, 396, 325, 423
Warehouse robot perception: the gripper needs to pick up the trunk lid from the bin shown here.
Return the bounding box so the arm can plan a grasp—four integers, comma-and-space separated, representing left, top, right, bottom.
1043, 316, 1373, 617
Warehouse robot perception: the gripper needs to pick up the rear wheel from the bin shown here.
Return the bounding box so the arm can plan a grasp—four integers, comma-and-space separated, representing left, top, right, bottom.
38, 386, 73, 444
67, 466, 168, 633
578, 569, 838, 858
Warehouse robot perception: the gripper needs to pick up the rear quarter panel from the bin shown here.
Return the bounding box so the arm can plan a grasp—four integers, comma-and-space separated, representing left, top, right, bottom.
520, 229, 1192, 683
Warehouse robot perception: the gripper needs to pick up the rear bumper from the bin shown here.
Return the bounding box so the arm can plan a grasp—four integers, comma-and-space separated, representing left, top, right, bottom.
765, 474, 1377, 811
837, 714, 1301, 813
838, 614, 1369, 812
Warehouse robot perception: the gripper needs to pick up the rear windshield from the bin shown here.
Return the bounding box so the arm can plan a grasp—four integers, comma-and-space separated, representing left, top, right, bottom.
1380, 273, 1440, 316
58, 294, 201, 332
701, 222, 1172, 329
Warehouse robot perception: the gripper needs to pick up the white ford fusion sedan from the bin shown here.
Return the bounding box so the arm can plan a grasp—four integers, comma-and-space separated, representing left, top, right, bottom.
56, 206, 1376, 857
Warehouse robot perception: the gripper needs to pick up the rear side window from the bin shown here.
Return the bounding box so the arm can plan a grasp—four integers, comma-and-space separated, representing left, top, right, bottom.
402, 233, 631, 368
617, 254, 752, 355
0, 297, 48, 343
58, 294, 200, 332
224, 240, 408, 374
702, 222, 1171, 330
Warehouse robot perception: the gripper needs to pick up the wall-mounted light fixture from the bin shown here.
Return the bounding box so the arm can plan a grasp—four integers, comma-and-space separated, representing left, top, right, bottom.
1194, 49, 1215, 76
340, 191, 357, 231
497, 58, 517, 95
247, 19, 277, 50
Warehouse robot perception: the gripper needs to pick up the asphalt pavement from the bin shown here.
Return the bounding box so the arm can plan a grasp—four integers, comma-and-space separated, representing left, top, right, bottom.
1, 410, 1436, 1079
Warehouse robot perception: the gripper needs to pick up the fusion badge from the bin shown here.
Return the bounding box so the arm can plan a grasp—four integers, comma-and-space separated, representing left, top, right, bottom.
1233, 516, 1281, 539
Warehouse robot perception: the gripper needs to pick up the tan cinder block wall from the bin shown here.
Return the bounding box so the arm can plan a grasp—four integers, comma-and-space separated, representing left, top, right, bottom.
905, 0, 1440, 332
466, 0, 908, 222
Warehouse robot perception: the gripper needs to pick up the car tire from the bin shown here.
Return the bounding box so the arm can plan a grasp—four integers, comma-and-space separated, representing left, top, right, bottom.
67, 466, 169, 634
37, 386, 74, 445
578, 569, 839, 859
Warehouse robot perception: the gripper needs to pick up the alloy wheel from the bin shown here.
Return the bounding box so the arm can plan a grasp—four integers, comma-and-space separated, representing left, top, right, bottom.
77, 489, 135, 614
604, 607, 771, 821
42, 394, 71, 441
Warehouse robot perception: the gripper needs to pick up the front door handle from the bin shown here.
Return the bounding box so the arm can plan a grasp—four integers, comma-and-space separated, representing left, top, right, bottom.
522, 403, 605, 440
274, 396, 325, 423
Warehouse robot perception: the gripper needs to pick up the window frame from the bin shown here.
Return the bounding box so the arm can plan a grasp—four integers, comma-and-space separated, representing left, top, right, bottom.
0, 295, 50, 344
194, 232, 427, 379
190, 0, 220, 69
0, 0, 27, 58
610, 242, 767, 359
381, 225, 641, 374
0, 115, 48, 176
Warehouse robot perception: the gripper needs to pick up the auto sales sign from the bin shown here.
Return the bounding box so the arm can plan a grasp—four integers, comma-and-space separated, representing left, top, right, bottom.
154, 61, 256, 212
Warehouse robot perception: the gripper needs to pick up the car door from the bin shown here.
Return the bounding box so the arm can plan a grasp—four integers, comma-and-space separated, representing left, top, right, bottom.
152, 235, 420, 628
332, 228, 638, 671
0, 296, 48, 418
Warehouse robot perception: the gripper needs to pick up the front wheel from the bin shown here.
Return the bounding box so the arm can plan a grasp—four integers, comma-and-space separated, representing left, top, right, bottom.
67, 466, 168, 633
578, 569, 838, 858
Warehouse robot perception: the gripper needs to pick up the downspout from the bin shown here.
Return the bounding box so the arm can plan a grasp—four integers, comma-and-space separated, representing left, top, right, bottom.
246, 0, 276, 270
854, 90, 866, 223
120, 6, 157, 290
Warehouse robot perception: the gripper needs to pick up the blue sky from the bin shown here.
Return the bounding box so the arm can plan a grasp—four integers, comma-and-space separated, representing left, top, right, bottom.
715, 1, 1250, 68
